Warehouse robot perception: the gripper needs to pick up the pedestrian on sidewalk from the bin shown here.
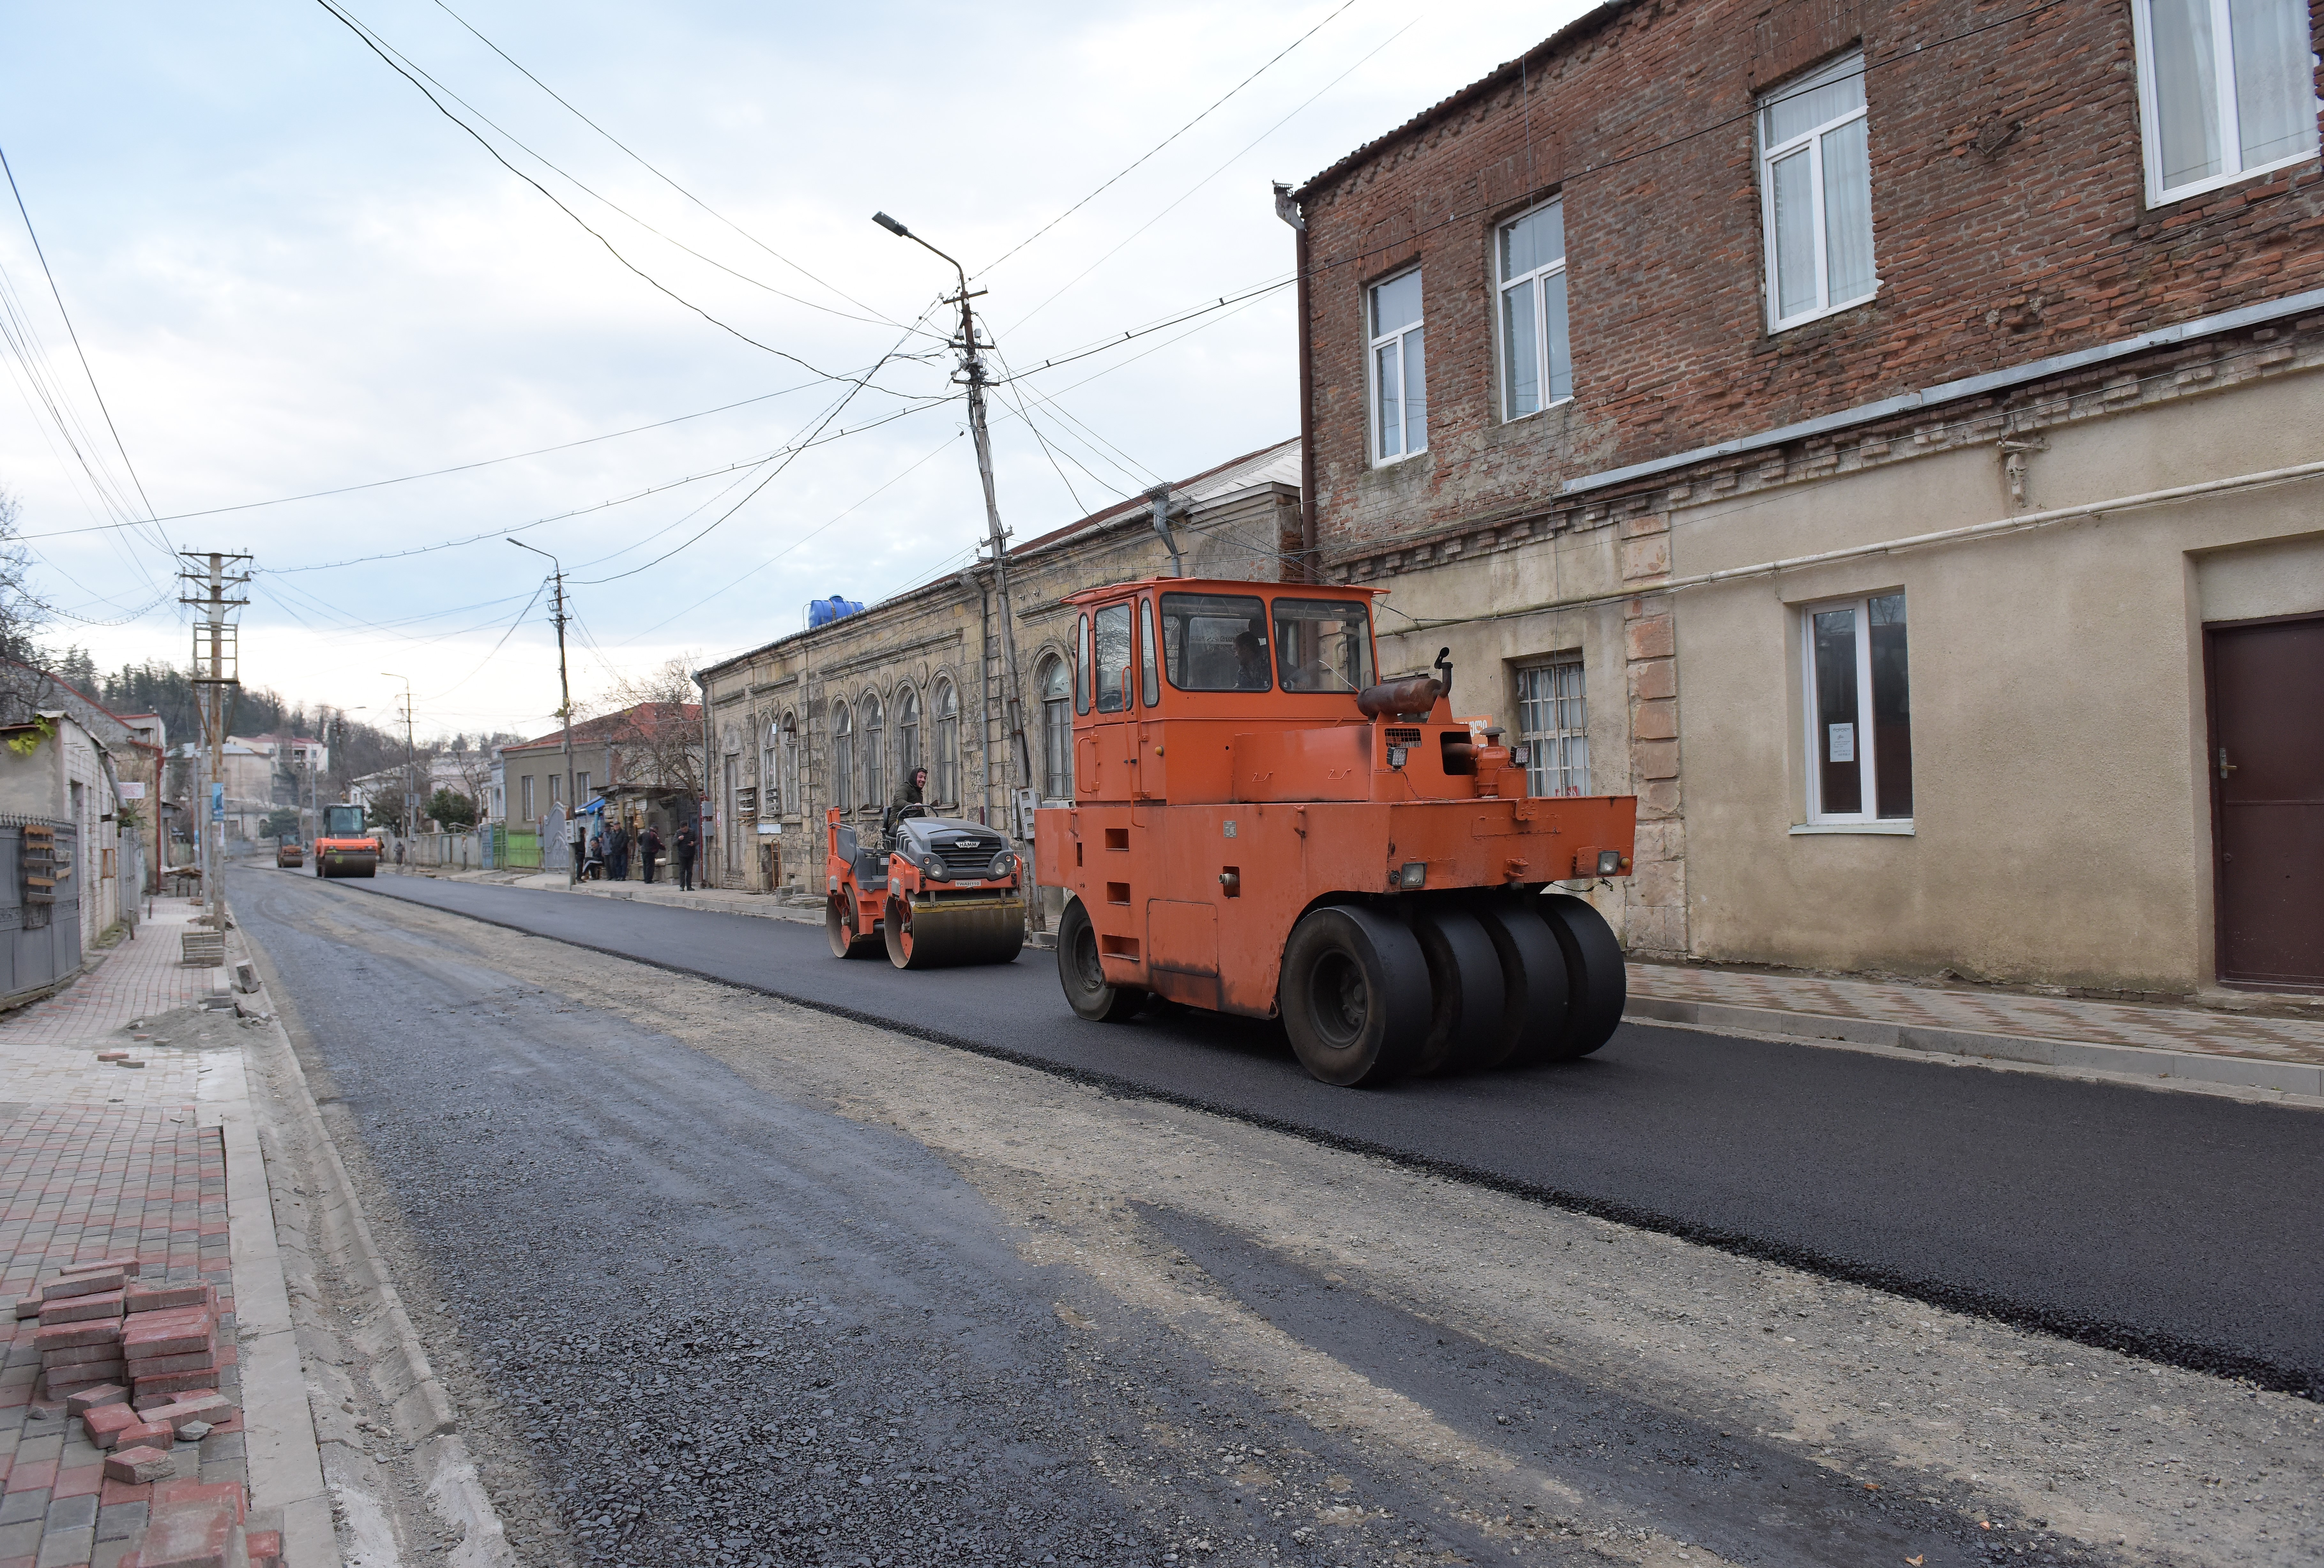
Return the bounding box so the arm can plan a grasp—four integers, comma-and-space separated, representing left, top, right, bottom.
639, 824, 664, 885
609, 824, 630, 881
674, 820, 699, 892
394, 839, 407, 874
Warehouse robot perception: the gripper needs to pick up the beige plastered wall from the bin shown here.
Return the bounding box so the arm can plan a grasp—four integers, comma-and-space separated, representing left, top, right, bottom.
1372, 521, 1638, 941
1670, 365, 2324, 992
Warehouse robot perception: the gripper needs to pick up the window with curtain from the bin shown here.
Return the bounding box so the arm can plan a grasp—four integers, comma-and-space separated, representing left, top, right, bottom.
1498, 200, 1572, 418
1804, 592, 1913, 824
779, 713, 799, 818
861, 692, 884, 811
897, 686, 920, 788
1038, 657, 1072, 799
831, 703, 853, 818
2135, 0, 2319, 204
933, 681, 959, 805
1368, 270, 1426, 462
762, 721, 781, 817
1758, 52, 1877, 330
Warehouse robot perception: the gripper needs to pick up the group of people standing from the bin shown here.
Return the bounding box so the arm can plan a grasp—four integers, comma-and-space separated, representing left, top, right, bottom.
584, 816, 700, 889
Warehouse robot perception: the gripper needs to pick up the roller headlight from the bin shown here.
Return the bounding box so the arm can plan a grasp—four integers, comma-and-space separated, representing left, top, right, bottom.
987, 849, 1017, 881
920, 852, 950, 881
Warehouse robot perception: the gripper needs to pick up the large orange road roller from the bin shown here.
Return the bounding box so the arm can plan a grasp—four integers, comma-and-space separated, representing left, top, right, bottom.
826, 806, 1026, 969
312, 803, 381, 879
1033, 577, 1635, 1087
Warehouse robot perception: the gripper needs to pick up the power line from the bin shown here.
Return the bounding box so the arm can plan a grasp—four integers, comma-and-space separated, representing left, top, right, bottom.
313, 0, 910, 378
980, 0, 1366, 275
424, 0, 907, 333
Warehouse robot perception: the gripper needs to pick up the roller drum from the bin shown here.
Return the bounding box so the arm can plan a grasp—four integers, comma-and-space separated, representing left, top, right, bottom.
886, 894, 1026, 969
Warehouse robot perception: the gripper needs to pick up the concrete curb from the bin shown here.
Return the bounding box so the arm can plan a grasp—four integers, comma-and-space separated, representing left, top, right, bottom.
230, 901, 514, 1566
1624, 994, 2324, 1100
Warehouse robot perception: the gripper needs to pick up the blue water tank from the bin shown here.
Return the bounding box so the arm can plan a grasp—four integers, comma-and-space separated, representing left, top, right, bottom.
807, 595, 865, 629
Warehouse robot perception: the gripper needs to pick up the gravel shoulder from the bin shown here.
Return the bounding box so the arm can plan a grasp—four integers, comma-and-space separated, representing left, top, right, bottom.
230, 869, 2322, 1568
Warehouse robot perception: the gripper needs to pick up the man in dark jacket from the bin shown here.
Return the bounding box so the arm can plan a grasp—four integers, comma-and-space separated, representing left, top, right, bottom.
638, 823, 664, 884
674, 820, 700, 892
884, 767, 930, 846
609, 824, 630, 881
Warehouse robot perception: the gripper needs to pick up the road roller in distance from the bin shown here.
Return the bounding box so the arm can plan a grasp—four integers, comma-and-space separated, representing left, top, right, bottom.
1032, 577, 1635, 1087
312, 804, 380, 878
825, 806, 1026, 969
276, 839, 305, 869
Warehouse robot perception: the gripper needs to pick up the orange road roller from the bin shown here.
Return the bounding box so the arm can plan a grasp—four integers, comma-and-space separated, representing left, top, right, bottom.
312, 803, 380, 878
1032, 577, 1636, 1087
826, 806, 1026, 969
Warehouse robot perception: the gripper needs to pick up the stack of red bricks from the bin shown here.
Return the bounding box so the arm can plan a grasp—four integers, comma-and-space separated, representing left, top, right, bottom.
14, 1256, 278, 1567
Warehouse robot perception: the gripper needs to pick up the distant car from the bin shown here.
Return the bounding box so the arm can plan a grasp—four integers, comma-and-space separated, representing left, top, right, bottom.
276, 841, 305, 869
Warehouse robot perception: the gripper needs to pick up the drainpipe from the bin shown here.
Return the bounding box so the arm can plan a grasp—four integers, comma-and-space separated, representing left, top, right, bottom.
1146, 486, 1185, 577
1275, 182, 1315, 585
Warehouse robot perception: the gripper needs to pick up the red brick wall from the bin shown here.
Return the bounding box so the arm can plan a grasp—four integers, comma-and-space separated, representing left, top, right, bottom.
1296, 0, 2324, 559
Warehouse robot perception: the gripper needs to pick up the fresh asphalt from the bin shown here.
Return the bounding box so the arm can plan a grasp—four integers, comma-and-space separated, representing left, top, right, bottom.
331, 869, 2322, 1395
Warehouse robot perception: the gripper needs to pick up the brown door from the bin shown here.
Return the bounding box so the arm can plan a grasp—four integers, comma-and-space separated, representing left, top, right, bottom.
2208, 614, 2324, 991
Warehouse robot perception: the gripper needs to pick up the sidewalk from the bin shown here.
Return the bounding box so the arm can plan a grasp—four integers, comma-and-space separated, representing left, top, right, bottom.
0, 899, 330, 1566
1627, 961, 2324, 1100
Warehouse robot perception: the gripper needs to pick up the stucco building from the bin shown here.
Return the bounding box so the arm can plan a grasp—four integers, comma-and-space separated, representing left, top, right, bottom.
496, 702, 703, 843
695, 440, 1301, 899
1284, 0, 2323, 995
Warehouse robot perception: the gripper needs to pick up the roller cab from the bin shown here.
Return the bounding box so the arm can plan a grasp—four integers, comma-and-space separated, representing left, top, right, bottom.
1034, 576, 1637, 1087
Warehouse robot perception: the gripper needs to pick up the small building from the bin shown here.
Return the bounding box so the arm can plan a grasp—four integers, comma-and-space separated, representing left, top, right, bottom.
0, 709, 130, 959
693, 439, 1301, 899
496, 703, 703, 845
1283, 0, 2324, 995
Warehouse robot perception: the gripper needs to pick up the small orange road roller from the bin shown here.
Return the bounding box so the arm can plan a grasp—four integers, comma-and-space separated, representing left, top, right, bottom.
312, 803, 380, 878
826, 806, 1026, 969
1032, 577, 1635, 1087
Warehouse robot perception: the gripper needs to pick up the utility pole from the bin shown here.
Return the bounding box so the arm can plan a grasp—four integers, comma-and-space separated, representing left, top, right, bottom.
178, 551, 249, 928
382, 674, 415, 863
510, 541, 578, 882
872, 212, 1031, 836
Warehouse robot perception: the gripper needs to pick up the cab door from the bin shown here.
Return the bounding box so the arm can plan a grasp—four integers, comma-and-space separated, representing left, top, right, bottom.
1075, 599, 1138, 803
1132, 594, 1167, 802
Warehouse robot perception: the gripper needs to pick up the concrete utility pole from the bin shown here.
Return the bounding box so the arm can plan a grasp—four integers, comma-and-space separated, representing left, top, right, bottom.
510, 541, 578, 882
177, 550, 249, 927
871, 212, 1031, 836
382, 674, 415, 857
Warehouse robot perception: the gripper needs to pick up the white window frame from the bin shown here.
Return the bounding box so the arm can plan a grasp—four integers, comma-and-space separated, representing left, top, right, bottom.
1798, 593, 1911, 829
1496, 201, 1572, 422
1757, 52, 1878, 332
2131, 0, 2322, 206
1515, 656, 1588, 798
1366, 269, 1426, 466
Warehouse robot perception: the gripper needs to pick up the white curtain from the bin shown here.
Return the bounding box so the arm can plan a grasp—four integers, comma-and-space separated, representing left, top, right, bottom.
1821, 117, 1875, 306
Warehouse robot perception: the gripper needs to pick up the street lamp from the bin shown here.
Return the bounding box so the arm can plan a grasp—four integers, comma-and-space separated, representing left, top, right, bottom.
509, 539, 578, 882
870, 211, 1031, 835
381, 673, 415, 858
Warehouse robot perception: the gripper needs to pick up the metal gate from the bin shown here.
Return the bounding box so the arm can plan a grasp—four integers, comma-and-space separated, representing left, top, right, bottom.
0, 817, 80, 1004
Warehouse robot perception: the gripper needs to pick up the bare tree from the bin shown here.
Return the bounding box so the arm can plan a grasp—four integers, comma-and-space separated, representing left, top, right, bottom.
590, 656, 703, 797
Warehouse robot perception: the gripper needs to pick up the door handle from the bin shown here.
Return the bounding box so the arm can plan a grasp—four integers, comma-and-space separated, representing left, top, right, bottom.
2217, 747, 2237, 780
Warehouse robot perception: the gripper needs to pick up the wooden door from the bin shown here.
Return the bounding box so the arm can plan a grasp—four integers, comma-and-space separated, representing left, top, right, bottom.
2208, 614, 2324, 991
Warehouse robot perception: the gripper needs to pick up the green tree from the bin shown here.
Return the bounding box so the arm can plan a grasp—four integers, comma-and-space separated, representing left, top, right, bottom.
262, 807, 300, 841
425, 787, 477, 829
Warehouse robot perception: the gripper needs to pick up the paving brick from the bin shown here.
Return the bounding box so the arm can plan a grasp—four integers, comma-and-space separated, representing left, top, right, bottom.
29, 1329, 115, 1358
46, 1469, 97, 1505
100, 1449, 171, 1486
243, 1530, 277, 1568
92, 1501, 143, 1542
35, 1296, 122, 1331
37, 1274, 125, 1305
0, 1521, 38, 1559
136, 1403, 224, 1444
59, 1393, 122, 1421
116, 1353, 209, 1382
33, 1522, 92, 1567
41, 1495, 94, 1533
0, 1493, 43, 1527
41, 1347, 123, 1371
54, 1263, 135, 1283
9, 1305, 35, 1325
112, 1426, 168, 1456
124, 1376, 215, 1403
78, 1412, 136, 1452
114, 1290, 204, 1319
118, 1319, 209, 1362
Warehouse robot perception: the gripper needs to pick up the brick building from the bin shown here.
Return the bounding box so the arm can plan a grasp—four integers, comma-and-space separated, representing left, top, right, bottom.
1285, 0, 2323, 994
694, 440, 1300, 901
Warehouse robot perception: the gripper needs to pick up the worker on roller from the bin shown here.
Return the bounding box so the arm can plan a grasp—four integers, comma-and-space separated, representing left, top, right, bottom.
884, 766, 930, 848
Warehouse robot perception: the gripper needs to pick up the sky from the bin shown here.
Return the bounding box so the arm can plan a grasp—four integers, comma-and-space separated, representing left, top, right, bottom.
0, 0, 1589, 743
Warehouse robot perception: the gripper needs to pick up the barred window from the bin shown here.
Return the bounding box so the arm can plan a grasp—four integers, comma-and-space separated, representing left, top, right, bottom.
1038, 656, 1073, 800
1517, 658, 1589, 798
932, 681, 959, 806
832, 703, 853, 817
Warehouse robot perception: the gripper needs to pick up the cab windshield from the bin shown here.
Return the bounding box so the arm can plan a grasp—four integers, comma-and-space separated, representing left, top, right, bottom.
1272, 598, 1376, 693
1159, 592, 1271, 691
324, 805, 365, 837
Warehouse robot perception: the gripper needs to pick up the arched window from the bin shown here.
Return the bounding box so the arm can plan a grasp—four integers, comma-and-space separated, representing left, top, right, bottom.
1038, 656, 1073, 800
896, 685, 920, 793
831, 702, 853, 818
762, 719, 780, 818
932, 680, 959, 806
778, 712, 799, 818
860, 692, 884, 811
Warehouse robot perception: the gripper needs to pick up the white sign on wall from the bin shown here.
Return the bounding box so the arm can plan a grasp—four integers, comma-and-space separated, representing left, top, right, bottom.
117, 782, 146, 799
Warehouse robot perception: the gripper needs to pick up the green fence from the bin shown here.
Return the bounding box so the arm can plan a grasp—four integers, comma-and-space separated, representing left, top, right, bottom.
490, 827, 541, 870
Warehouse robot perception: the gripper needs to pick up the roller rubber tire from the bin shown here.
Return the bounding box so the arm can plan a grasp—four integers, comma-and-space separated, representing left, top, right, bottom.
1470, 897, 1571, 1068
1539, 892, 1627, 1058
825, 894, 882, 960
1409, 906, 1506, 1075
1057, 898, 1143, 1021
1278, 905, 1430, 1088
